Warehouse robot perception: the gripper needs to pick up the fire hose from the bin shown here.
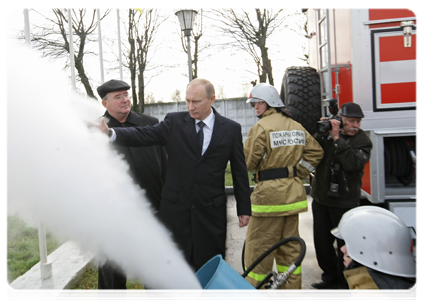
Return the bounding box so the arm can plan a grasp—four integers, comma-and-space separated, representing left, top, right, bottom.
241, 236, 306, 289
384, 137, 415, 186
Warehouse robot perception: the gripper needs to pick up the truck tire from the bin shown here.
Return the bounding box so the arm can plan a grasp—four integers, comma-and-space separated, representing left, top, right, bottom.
280, 66, 321, 135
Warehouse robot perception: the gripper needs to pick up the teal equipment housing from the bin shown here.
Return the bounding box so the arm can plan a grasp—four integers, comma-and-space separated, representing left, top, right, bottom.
196, 254, 255, 289
196, 236, 306, 289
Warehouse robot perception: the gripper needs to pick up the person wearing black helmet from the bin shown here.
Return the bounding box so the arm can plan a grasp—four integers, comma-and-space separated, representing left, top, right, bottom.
311, 102, 373, 289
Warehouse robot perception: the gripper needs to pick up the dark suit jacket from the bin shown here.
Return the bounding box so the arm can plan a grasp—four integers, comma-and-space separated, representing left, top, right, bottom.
113, 108, 251, 270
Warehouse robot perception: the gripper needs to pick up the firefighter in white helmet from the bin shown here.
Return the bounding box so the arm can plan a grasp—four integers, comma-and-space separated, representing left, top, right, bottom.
331, 206, 416, 289
243, 83, 324, 289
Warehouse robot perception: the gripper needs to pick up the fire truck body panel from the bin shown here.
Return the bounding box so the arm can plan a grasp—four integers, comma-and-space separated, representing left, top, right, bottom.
308, 9, 416, 118
305, 8, 416, 231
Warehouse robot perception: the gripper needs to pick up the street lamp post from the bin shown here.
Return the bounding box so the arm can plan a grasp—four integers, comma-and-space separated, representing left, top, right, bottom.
175, 9, 198, 82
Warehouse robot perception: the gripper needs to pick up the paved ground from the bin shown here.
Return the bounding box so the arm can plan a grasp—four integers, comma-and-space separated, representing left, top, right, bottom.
225, 194, 321, 289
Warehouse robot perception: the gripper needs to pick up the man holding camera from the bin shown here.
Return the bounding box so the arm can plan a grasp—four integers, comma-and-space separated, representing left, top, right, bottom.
311, 102, 373, 289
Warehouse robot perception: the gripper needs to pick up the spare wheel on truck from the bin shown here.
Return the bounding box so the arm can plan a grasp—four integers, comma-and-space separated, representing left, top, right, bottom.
280, 66, 321, 135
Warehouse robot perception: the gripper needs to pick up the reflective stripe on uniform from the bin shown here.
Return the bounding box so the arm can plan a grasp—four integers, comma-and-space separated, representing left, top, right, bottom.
245, 269, 269, 282
245, 265, 302, 283
277, 264, 302, 275
251, 200, 308, 213
299, 158, 315, 172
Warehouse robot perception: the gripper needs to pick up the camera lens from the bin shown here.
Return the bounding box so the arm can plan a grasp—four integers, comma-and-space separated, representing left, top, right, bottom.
317, 120, 332, 133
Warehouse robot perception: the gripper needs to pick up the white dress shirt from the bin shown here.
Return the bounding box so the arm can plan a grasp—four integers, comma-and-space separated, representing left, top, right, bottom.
196, 110, 215, 156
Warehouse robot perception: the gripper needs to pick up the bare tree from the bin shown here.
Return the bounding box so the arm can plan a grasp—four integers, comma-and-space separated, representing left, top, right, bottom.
216, 85, 226, 99
29, 9, 110, 99
291, 10, 309, 64
145, 91, 156, 104
212, 9, 289, 85
125, 9, 168, 113
240, 81, 253, 97
170, 89, 182, 102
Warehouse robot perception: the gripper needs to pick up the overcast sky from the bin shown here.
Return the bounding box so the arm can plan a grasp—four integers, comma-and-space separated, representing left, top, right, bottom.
6, 7, 308, 102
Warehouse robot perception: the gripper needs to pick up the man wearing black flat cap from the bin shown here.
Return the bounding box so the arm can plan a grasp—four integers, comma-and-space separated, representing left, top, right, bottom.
96, 79, 167, 289
311, 102, 372, 290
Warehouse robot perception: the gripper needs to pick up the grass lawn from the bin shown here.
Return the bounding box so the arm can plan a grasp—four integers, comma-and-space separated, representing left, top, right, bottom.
66, 267, 147, 300
7, 215, 62, 283
7, 214, 145, 289
225, 164, 256, 187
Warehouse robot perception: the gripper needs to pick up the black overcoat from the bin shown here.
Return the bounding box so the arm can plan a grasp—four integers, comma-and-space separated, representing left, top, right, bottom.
113, 108, 251, 270
104, 110, 167, 211
98, 110, 168, 289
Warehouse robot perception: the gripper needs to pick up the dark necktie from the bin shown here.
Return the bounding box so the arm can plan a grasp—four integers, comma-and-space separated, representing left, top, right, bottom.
197, 121, 205, 152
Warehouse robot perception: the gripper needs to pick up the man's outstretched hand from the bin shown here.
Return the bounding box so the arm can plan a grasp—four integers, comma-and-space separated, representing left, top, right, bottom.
86, 117, 109, 135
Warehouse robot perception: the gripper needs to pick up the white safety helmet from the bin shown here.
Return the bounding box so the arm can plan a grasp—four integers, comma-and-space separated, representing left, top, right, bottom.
246, 83, 285, 108
331, 206, 415, 278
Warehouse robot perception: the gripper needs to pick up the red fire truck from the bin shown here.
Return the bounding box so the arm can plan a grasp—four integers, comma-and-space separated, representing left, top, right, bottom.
280, 9, 416, 238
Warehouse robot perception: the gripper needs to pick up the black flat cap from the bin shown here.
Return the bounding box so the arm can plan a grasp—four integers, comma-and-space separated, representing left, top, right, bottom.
339, 102, 365, 118
97, 79, 130, 99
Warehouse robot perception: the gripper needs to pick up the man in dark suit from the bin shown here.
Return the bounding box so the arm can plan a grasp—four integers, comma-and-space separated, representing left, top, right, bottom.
96, 79, 167, 289
98, 78, 251, 271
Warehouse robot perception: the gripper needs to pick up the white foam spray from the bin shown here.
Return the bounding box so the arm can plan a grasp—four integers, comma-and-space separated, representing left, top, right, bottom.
7, 42, 202, 289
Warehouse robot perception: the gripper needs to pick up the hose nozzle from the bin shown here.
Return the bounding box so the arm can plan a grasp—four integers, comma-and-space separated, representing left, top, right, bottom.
270, 264, 298, 289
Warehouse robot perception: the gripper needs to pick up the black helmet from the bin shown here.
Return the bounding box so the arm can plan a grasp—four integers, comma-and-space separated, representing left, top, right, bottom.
339, 102, 364, 118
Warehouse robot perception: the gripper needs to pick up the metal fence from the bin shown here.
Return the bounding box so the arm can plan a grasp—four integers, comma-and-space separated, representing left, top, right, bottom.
143, 97, 257, 142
